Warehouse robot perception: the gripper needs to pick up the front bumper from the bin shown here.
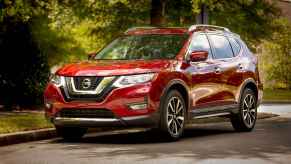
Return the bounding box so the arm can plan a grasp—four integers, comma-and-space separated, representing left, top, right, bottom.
52, 114, 159, 128
44, 81, 162, 128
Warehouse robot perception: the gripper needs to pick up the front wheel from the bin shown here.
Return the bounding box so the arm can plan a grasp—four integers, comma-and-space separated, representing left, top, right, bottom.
159, 90, 186, 140
231, 88, 257, 132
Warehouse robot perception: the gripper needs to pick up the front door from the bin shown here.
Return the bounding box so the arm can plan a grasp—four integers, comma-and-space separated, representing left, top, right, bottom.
186, 32, 224, 110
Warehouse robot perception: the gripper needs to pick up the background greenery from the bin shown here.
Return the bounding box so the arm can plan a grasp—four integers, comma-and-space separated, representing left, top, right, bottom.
0, 0, 290, 108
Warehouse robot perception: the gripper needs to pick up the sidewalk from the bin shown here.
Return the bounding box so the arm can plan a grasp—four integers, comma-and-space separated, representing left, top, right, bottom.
262, 100, 291, 104
258, 104, 291, 117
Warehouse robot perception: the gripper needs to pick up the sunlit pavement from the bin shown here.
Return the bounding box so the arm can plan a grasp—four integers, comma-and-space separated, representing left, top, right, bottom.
259, 104, 291, 117
0, 104, 290, 164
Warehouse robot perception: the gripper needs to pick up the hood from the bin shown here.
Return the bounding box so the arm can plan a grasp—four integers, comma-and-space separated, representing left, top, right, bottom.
56, 59, 173, 76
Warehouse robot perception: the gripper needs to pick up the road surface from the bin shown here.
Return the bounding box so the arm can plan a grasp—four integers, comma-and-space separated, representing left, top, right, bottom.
0, 104, 290, 164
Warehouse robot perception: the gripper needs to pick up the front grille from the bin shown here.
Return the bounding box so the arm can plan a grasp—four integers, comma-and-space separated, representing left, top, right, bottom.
61, 76, 116, 102
73, 76, 102, 90
59, 108, 115, 118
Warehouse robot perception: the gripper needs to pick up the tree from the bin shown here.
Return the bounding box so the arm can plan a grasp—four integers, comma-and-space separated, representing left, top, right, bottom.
0, 0, 283, 108
150, 0, 167, 25
0, 0, 51, 108
191, 0, 280, 48
259, 19, 291, 89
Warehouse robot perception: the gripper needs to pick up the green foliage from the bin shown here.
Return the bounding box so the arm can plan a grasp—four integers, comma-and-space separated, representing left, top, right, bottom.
258, 19, 291, 89
192, 0, 280, 48
0, 0, 286, 107
166, 0, 196, 26
263, 89, 291, 101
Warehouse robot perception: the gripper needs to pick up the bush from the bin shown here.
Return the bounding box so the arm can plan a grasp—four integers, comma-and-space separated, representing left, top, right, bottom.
0, 17, 50, 109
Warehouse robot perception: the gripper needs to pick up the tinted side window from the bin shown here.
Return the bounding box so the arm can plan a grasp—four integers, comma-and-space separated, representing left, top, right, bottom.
229, 37, 241, 56
188, 34, 212, 57
209, 35, 234, 59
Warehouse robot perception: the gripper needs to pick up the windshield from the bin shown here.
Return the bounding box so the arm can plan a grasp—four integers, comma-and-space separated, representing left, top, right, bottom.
94, 34, 188, 60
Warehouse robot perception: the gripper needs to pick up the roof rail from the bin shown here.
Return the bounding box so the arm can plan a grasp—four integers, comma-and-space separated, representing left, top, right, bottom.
125, 27, 156, 33
189, 24, 230, 32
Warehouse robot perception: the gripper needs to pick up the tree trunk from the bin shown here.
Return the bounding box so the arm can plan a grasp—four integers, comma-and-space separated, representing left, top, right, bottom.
150, 0, 167, 26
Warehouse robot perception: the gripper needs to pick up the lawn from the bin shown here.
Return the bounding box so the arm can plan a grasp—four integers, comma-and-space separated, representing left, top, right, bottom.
263, 89, 291, 101
0, 112, 53, 134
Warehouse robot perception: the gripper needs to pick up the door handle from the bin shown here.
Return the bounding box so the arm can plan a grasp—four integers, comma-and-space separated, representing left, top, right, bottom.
214, 67, 221, 74
238, 63, 243, 70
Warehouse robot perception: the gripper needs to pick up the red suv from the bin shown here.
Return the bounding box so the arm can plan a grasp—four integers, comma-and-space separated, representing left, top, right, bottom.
44, 25, 263, 140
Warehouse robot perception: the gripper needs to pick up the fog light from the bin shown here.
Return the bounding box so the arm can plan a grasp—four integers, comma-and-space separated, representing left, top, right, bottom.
45, 103, 52, 110
128, 103, 148, 110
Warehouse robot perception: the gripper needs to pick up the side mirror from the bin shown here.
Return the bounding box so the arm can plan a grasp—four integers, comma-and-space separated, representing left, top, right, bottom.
189, 51, 208, 62
87, 52, 96, 60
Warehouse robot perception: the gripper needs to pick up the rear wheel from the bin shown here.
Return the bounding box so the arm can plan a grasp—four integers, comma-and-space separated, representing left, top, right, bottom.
231, 88, 257, 132
55, 126, 87, 141
159, 90, 186, 140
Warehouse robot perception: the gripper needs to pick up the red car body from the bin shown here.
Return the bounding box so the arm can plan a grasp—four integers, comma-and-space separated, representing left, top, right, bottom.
44, 25, 263, 140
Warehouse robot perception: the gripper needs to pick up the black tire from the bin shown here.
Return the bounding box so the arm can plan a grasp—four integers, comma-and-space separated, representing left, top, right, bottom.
231, 88, 257, 132
56, 126, 87, 141
159, 90, 186, 141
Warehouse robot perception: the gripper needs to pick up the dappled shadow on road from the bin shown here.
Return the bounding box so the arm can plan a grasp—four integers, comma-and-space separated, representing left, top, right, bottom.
50, 119, 291, 162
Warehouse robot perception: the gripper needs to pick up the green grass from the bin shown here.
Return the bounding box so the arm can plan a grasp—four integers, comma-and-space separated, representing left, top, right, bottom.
263, 89, 291, 101
0, 113, 53, 134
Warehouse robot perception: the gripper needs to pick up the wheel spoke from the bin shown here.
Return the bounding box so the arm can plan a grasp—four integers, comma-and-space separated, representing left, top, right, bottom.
176, 99, 181, 113
168, 102, 175, 113
243, 112, 248, 120
248, 114, 252, 125
249, 110, 256, 119
168, 118, 173, 127
244, 99, 249, 108
176, 117, 184, 128
176, 106, 183, 114
250, 108, 256, 114
249, 96, 254, 108
176, 116, 184, 121
173, 120, 178, 134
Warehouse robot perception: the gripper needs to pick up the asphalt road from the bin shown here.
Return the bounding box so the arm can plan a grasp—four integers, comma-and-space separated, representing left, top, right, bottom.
0, 104, 291, 164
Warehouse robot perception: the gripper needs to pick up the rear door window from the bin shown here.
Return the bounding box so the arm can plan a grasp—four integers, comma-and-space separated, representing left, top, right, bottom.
208, 35, 234, 59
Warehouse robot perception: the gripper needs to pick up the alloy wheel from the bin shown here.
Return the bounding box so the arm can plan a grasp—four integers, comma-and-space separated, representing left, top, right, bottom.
242, 94, 256, 128
166, 96, 185, 136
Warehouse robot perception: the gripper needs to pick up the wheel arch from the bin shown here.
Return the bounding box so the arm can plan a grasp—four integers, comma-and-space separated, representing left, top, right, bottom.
160, 79, 191, 115
237, 78, 258, 104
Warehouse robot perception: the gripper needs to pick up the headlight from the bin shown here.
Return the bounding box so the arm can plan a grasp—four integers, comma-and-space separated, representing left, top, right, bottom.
112, 73, 156, 88
50, 74, 64, 87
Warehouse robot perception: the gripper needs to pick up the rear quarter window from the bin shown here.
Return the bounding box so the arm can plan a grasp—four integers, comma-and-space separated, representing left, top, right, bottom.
228, 37, 241, 56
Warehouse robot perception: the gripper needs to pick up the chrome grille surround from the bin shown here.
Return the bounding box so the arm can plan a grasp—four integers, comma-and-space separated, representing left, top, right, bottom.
60, 76, 116, 101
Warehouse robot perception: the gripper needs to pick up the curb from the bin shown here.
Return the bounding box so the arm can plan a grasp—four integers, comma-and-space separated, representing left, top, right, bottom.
0, 128, 56, 146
